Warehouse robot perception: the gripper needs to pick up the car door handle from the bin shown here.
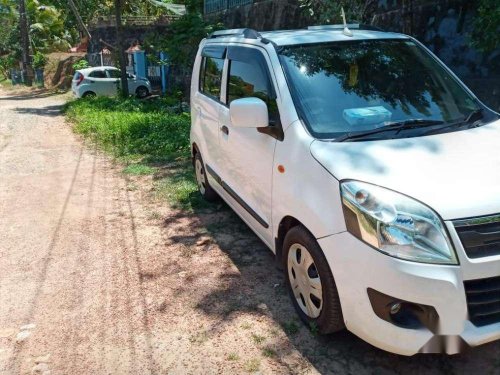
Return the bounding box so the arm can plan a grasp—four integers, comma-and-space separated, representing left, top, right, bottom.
220, 125, 229, 135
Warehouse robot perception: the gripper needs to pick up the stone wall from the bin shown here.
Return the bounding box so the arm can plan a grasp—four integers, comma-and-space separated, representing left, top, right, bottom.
206, 0, 500, 111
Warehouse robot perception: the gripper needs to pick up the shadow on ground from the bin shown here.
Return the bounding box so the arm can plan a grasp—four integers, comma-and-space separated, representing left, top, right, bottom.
161, 196, 500, 375
0, 89, 63, 101
14, 105, 64, 117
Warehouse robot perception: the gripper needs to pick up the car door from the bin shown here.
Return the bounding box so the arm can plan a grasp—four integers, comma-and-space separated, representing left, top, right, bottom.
218, 45, 281, 245
87, 69, 110, 96
191, 45, 227, 188
104, 69, 121, 96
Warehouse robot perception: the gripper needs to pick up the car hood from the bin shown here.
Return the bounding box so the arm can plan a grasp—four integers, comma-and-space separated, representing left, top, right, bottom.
310, 120, 500, 220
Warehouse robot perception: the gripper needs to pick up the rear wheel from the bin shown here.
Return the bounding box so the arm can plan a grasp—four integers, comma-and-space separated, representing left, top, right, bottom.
194, 152, 218, 201
284, 225, 345, 334
82, 91, 96, 99
136, 86, 149, 98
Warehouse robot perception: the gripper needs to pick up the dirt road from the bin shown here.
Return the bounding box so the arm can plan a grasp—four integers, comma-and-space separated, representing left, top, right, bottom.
0, 89, 498, 375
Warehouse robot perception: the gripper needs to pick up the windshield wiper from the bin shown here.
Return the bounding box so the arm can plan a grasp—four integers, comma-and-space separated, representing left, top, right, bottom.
335, 119, 445, 142
423, 109, 484, 136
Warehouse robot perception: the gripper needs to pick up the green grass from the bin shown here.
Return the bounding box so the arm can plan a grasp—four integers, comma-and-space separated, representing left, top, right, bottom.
122, 163, 156, 175
261, 347, 277, 358
64, 96, 191, 160
251, 333, 266, 345
154, 162, 212, 210
281, 321, 299, 335
64, 96, 209, 210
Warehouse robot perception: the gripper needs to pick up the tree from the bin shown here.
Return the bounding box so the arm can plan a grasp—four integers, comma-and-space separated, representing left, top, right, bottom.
114, 0, 128, 96
144, 3, 222, 70
298, 0, 377, 25
469, 0, 499, 52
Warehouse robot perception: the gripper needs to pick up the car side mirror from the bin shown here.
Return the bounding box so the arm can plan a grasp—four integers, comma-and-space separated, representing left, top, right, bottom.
229, 97, 269, 128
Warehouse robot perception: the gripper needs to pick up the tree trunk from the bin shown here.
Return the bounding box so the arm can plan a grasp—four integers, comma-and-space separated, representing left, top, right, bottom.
18, 0, 33, 86
114, 0, 129, 97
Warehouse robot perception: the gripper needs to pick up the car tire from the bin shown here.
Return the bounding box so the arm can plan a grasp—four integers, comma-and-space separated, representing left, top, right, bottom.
194, 152, 218, 202
283, 225, 345, 334
136, 86, 149, 99
82, 91, 96, 99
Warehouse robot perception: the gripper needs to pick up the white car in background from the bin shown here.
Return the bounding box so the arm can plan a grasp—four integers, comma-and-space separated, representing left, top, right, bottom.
72, 66, 151, 98
190, 26, 500, 355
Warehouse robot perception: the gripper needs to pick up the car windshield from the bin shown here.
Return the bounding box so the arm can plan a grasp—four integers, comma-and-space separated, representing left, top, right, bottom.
279, 39, 481, 139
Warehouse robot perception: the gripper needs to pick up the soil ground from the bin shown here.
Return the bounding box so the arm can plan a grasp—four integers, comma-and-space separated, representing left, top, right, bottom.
0, 88, 499, 374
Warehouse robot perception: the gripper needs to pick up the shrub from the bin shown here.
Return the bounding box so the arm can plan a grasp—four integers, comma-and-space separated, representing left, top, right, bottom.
64, 96, 191, 160
32, 51, 48, 69
72, 59, 89, 70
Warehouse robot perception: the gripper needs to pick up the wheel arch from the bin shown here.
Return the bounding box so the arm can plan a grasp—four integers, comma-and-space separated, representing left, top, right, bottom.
82, 91, 96, 98
191, 142, 199, 165
275, 215, 314, 269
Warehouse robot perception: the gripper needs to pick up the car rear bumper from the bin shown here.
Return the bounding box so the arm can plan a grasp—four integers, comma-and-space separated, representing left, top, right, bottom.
318, 229, 500, 355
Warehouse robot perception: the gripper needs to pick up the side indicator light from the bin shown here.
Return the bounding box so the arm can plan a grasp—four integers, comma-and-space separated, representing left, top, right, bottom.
277, 165, 285, 174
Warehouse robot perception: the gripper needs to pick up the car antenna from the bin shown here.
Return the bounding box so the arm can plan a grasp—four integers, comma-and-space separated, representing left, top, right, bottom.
341, 7, 353, 37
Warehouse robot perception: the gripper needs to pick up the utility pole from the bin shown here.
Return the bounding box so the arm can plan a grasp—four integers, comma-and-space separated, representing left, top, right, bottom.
18, 0, 33, 86
114, 0, 129, 96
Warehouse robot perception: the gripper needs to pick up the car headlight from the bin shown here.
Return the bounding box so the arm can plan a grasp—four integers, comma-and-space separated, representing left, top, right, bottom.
341, 180, 457, 265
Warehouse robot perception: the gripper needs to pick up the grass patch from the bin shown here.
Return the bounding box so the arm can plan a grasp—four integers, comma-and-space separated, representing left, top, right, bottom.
244, 358, 260, 373
282, 321, 299, 335
251, 333, 266, 345
227, 353, 239, 361
64, 96, 191, 160
122, 163, 156, 175
64, 96, 208, 209
261, 347, 277, 358
154, 162, 212, 210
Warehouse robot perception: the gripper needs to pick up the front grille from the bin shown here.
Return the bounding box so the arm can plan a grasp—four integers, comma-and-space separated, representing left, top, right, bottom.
454, 215, 500, 259
464, 276, 500, 326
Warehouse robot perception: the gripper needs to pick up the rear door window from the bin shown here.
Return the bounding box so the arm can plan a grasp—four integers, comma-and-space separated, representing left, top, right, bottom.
88, 70, 107, 79
199, 45, 226, 101
106, 69, 121, 79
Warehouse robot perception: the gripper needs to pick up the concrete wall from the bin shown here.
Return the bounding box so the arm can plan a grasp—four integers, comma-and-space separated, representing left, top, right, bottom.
206, 0, 500, 111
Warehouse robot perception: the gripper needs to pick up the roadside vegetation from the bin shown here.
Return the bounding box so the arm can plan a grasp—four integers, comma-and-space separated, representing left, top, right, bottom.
64, 96, 210, 210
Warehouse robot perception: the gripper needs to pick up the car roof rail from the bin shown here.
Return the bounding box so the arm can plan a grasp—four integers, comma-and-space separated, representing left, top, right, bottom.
307, 24, 384, 32
209, 28, 262, 39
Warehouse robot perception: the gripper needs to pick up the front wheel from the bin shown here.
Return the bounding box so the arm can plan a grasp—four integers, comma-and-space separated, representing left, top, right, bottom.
284, 225, 345, 334
82, 91, 96, 99
136, 86, 149, 98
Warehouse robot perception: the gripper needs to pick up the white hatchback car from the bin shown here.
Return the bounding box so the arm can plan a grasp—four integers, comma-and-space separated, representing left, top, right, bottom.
190, 26, 500, 355
72, 66, 151, 98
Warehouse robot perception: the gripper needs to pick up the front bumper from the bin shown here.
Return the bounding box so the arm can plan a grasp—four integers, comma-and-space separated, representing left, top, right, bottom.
318, 222, 500, 356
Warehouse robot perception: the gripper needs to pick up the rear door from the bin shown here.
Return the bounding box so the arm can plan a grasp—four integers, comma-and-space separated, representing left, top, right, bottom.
105, 68, 121, 95
191, 45, 227, 186
218, 45, 281, 245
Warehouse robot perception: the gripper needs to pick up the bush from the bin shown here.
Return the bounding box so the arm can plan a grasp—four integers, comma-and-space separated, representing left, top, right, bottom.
64, 96, 191, 161
72, 59, 89, 70
32, 51, 48, 69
